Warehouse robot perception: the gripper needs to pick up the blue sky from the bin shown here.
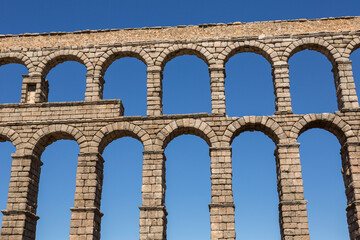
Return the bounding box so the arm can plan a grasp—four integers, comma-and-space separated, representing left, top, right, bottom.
0, 0, 360, 239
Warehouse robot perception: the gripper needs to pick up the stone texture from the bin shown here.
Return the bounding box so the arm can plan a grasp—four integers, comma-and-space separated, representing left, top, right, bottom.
0, 16, 360, 240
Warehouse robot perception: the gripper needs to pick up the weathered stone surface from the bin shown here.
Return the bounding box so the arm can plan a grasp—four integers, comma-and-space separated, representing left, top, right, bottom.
0, 16, 360, 240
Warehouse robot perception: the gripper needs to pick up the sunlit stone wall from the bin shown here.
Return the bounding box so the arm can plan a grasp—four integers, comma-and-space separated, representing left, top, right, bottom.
0, 16, 360, 240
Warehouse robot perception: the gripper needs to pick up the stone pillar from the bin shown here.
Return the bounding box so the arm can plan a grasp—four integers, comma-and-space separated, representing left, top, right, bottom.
275, 143, 310, 240
139, 150, 167, 240
0, 153, 42, 240
147, 66, 163, 116
272, 63, 293, 114
209, 147, 235, 240
85, 74, 104, 101
209, 67, 226, 115
333, 60, 360, 112
340, 142, 360, 240
21, 74, 48, 103
70, 152, 104, 240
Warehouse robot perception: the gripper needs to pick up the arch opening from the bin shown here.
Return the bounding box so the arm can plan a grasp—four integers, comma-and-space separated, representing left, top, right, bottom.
35, 139, 79, 240
161, 126, 213, 150
99, 52, 147, 77
101, 136, 143, 239
0, 63, 28, 103
225, 52, 274, 116
289, 50, 337, 114
231, 131, 279, 239
0, 57, 28, 68
162, 55, 211, 114
98, 129, 145, 154
224, 46, 274, 66
103, 57, 147, 116
160, 49, 210, 71
286, 43, 337, 67
298, 128, 349, 239
165, 134, 211, 240
294, 117, 352, 147
31, 131, 80, 158
225, 118, 282, 147
46, 61, 87, 102
40, 55, 89, 79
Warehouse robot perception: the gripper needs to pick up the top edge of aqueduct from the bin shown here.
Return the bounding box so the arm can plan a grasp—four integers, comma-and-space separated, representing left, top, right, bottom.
0, 16, 359, 50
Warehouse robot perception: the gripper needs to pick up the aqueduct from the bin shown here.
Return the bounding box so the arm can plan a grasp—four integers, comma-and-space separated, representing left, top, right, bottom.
0, 16, 360, 240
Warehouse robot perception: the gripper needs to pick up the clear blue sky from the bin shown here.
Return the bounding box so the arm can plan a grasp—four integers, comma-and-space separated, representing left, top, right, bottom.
0, 0, 360, 239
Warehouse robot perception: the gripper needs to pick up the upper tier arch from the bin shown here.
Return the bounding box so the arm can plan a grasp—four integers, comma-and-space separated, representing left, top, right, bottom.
27, 124, 88, 157
94, 46, 154, 76
0, 52, 32, 72
0, 126, 22, 149
91, 122, 153, 153
36, 50, 94, 77
219, 41, 280, 66
155, 118, 220, 149
155, 43, 216, 71
282, 38, 341, 66
289, 113, 358, 145
221, 116, 286, 146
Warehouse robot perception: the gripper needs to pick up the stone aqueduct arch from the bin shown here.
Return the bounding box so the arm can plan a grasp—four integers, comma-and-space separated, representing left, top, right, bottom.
0, 16, 360, 240
281, 37, 342, 64
35, 50, 94, 77
93, 122, 153, 152
0, 52, 33, 72
221, 40, 280, 66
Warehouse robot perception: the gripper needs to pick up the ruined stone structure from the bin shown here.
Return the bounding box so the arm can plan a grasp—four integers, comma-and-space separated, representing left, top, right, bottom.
0, 16, 360, 240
